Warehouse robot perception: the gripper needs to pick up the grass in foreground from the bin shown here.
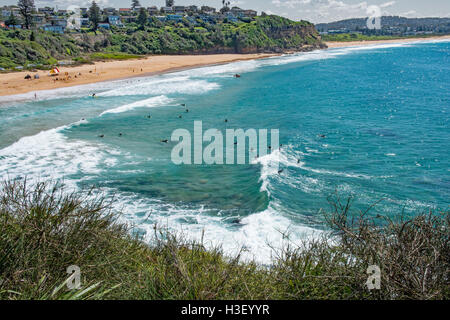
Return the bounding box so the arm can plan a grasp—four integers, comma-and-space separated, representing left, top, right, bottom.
0, 180, 448, 300
89, 52, 143, 61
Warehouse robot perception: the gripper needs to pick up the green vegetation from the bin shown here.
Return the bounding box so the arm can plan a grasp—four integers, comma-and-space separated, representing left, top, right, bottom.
1, 180, 448, 300
89, 52, 142, 61
88, 1, 101, 32
316, 16, 450, 36
0, 29, 79, 69
106, 15, 321, 55
0, 15, 323, 70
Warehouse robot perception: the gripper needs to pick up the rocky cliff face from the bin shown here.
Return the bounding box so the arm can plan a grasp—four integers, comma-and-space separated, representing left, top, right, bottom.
234, 20, 326, 54
188, 24, 326, 55
0, 15, 327, 70
71, 16, 326, 56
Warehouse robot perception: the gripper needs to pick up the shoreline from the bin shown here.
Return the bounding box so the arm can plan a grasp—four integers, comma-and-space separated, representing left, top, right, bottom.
0, 53, 277, 98
325, 35, 450, 48
1, 35, 449, 98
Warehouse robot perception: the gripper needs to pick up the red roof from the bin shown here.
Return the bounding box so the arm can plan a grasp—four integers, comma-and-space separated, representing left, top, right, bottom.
119, 8, 131, 11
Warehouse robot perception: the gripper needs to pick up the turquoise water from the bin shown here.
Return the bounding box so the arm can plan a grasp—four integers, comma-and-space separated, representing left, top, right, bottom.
0, 40, 449, 262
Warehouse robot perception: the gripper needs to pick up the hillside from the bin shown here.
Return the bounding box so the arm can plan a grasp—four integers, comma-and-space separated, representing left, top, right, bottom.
316, 16, 450, 35
0, 15, 325, 70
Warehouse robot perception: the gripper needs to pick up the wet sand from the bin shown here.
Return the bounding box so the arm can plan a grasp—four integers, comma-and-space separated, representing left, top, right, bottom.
0, 53, 277, 97
1, 35, 449, 97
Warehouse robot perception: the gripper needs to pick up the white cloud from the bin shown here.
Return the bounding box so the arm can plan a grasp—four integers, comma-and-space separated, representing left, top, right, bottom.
401, 10, 417, 17
272, 0, 312, 9
229, 0, 246, 7
35, 0, 110, 9
270, 0, 403, 22
380, 1, 396, 8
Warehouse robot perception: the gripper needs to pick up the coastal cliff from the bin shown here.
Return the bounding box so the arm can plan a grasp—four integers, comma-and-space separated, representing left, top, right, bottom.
0, 15, 325, 70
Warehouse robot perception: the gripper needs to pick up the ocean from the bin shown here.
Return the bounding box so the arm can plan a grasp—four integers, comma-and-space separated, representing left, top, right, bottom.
0, 40, 449, 263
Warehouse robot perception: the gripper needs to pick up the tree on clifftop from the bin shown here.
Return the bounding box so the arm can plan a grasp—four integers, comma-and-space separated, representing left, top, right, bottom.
137, 7, 148, 30
6, 12, 18, 28
17, 0, 35, 29
220, 0, 231, 14
131, 0, 141, 10
89, 1, 101, 32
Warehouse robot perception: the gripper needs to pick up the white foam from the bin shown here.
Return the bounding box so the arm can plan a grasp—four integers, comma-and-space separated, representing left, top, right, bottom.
100, 95, 173, 116
252, 145, 377, 202
2, 39, 447, 105
0, 123, 325, 266
97, 76, 220, 97
107, 190, 322, 264
0, 78, 128, 104
0, 74, 218, 104
0, 123, 120, 187
177, 59, 260, 78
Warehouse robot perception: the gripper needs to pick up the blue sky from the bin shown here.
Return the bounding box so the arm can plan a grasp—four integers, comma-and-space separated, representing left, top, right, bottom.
1, 0, 449, 23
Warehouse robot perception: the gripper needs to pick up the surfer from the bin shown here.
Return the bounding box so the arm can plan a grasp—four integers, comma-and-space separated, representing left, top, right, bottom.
161, 139, 169, 143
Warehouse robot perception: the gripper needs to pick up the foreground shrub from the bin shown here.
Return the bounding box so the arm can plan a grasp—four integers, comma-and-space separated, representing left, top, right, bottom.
273, 196, 449, 299
0, 180, 448, 300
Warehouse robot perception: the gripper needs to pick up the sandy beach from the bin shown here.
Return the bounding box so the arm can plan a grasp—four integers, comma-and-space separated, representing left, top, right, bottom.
0, 53, 276, 97
325, 35, 450, 48
1, 35, 449, 97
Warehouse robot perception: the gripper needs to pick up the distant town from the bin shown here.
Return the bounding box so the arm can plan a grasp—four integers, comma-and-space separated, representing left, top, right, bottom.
0, 1, 259, 33
317, 16, 450, 37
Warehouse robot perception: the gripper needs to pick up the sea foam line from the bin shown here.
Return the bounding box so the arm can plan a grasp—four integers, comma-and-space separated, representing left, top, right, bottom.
0, 119, 119, 188
97, 76, 220, 97
100, 95, 174, 116
104, 189, 322, 265
2, 40, 442, 105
